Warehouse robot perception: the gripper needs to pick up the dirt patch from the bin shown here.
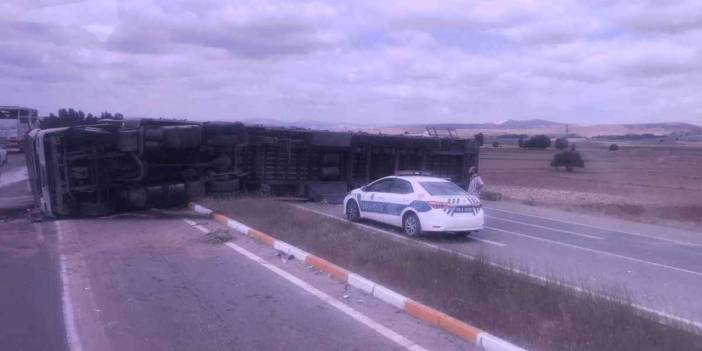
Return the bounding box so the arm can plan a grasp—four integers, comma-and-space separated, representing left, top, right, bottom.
480, 143, 702, 228
202, 197, 702, 351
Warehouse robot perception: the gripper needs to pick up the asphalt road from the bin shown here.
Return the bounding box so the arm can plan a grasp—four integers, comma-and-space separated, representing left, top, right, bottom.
1, 153, 474, 351
50, 212, 471, 351
0, 219, 65, 351
296, 201, 702, 328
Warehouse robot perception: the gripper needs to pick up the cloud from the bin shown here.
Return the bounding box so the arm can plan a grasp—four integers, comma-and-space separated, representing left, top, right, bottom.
107, 0, 341, 58
0, 0, 701, 125
606, 1, 702, 34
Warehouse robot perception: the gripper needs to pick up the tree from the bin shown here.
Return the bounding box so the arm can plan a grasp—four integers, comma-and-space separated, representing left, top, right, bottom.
39, 108, 125, 129
520, 135, 551, 149
492, 141, 499, 148
609, 144, 619, 151
474, 132, 484, 146
555, 137, 569, 150
551, 150, 585, 172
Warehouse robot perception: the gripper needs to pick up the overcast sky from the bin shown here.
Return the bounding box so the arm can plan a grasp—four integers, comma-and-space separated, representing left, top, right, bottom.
2, 0, 702, 125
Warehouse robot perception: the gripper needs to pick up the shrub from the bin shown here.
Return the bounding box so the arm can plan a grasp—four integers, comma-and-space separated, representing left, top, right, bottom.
480, 190, 503, 201
551, 150, 585, 172
492, 141, 500, 148
555, 137, 569, 150
609, 144, 619, 151
520, 135, 552, 149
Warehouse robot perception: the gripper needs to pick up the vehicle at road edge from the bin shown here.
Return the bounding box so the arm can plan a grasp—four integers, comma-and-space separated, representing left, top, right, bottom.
344, 174, 484, 236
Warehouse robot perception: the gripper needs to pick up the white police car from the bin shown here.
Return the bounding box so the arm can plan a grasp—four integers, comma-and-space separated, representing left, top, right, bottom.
343, 175, 484, 236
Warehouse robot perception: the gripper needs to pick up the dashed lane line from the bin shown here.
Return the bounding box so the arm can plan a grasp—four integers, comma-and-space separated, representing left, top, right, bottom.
485, 226, 702, 278
484, 206, 702, 247
470, 236, 507, 247
486, 215, 603, 240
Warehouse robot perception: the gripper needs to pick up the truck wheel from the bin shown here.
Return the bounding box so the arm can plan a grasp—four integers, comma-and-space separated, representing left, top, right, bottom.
345, 200, 360, 222
206, 179, 239, 193
403, 212, 422, 236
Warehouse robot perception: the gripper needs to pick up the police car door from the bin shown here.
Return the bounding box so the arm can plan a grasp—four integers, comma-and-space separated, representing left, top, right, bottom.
359, 178, 394, 222
383, 179, 415, 227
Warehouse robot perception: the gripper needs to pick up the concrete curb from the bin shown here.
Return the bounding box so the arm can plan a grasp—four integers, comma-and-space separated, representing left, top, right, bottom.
188, 202, 527, 351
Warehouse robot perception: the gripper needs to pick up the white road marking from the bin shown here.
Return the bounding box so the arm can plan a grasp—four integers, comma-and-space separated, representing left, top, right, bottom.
485, 226, 702, 277
470, 236, 507, 247
215, 238, 428, 350
189, 221, 211, 234
56, 221, 83, 351
186, 218, 427, 349
183, 219, 210, 233
487, 215, 603, 240
485, 206, 702, 247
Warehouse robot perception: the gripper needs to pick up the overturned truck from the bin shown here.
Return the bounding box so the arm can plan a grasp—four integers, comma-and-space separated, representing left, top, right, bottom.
25, 119, 479, 217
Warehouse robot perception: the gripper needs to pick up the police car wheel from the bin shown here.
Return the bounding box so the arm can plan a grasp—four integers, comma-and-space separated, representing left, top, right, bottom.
346, 200, 360, 222
403, 213, 421, 236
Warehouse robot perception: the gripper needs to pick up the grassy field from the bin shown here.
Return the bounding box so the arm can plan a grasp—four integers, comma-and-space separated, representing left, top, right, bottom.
479, 142, 702, 228
202, 197, 702, 351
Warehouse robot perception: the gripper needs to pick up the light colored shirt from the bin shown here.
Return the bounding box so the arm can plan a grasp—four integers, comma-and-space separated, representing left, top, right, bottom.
467, 175, 484, 196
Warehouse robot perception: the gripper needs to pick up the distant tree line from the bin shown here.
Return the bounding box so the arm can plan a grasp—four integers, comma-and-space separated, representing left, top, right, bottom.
39, 108, 124, 129
495, 134, 529, 140
592, 133, 662, 141
518, 135, 551, 149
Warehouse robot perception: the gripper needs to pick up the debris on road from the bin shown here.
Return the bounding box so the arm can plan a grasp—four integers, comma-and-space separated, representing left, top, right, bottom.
201, 229, 233, 244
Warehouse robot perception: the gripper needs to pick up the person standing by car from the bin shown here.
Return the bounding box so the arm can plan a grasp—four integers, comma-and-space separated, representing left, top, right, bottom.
467, 166, 484, 197
0, 145, 7, 166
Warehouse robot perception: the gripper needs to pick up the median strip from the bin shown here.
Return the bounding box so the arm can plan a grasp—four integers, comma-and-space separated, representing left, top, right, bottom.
190, 197, 702, 351
188, 202, 526, 351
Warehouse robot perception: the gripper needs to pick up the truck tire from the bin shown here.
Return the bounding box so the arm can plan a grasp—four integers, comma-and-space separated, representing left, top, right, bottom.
206, 179, 239, 194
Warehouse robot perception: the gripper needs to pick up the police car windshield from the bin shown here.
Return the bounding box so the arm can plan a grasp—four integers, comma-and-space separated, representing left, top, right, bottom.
419, 181, 467, 196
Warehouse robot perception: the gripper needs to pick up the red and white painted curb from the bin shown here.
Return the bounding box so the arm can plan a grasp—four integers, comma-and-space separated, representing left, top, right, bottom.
188, 202, 527, 351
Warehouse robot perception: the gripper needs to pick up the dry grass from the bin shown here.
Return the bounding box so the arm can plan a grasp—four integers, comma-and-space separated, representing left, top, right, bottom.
480, 143, 702, 227
202, 197, 702, 351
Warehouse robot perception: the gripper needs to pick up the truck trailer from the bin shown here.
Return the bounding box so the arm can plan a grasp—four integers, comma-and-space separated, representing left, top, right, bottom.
24, 119, 479, 217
